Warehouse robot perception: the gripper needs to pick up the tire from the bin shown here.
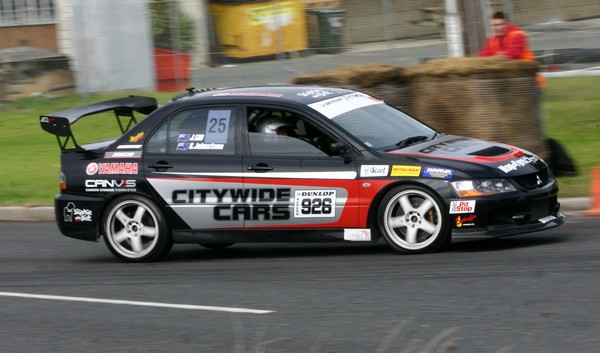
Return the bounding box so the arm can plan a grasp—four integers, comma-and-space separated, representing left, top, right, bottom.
378, 186, 449, 254
199, 243, 234, 250
102, 195, 172, 262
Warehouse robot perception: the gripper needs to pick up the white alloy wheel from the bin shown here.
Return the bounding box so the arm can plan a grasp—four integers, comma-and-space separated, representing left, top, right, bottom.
379, 186, 448, 253
103, 196, 171, 262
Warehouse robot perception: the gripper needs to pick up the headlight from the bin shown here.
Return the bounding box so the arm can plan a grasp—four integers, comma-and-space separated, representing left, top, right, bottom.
450, 179, 516, 197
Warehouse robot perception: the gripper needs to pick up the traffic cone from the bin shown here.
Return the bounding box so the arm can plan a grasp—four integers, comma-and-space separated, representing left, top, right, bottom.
585, 167, 600, 216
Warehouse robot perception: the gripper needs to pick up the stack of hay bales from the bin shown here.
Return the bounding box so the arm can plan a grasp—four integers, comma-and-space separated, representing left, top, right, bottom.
293, 64, 411, 112
292, 57, 548, 160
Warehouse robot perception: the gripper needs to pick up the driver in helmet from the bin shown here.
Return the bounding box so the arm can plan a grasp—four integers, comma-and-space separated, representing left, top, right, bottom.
255, 115, 294, 136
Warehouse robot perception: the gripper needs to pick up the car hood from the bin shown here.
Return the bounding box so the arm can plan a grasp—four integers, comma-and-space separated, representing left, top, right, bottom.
386, 135, 547, 178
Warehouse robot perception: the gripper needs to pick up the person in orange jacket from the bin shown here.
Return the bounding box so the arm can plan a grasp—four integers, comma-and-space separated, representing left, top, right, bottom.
479, 11, 546, 90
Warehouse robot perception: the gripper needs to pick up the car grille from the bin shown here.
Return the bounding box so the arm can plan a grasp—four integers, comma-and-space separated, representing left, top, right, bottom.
487, 197, 557, 225
511, 168, 549, 190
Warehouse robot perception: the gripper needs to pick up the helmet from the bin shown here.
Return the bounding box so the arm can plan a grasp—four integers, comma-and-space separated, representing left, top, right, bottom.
255, 115, 292, 135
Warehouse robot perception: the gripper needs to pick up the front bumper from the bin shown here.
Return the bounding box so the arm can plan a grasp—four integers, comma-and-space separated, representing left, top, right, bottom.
451, 211, 566, 242
449, 179, 565, 242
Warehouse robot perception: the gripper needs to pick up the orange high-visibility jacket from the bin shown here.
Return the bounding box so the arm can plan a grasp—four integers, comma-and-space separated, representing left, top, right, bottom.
479, 23, 546, 89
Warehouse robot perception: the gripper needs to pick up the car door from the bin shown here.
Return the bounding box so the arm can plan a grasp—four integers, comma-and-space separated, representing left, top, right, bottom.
242, 105, 361, 229
143, 105, 245, 230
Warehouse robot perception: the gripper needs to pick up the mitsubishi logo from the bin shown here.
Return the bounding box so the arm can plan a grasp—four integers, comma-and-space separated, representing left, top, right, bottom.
536, 174, 542, 185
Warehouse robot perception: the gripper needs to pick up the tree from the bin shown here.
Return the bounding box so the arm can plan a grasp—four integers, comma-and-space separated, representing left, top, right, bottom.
149, 0, 195, 52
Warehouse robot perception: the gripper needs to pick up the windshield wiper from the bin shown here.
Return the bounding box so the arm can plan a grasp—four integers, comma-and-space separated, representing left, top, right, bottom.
395, 135, 429, 149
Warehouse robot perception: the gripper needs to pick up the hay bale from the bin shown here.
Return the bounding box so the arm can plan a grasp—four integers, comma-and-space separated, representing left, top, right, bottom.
291, 58, 548, 159
292, 64, 410, 110
405, 56, 539, 78
407, 57, 548, 159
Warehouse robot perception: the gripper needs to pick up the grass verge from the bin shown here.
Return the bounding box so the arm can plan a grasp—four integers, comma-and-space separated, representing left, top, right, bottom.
0, 77, 598, 205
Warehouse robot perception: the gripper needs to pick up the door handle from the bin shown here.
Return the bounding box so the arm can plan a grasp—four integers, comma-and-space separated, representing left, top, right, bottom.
247, 163, 273, 172
149, 161, 173, 171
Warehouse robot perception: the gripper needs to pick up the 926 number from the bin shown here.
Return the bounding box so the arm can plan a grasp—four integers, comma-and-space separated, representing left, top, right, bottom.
300, 197, 333, 215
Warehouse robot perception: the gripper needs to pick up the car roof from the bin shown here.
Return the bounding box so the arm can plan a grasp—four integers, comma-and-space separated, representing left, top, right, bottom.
171, 85, 356, 106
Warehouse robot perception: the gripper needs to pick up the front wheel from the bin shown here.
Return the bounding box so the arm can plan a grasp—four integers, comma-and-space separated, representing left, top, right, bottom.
378, 186, 449, 254
102, 195, 172, 262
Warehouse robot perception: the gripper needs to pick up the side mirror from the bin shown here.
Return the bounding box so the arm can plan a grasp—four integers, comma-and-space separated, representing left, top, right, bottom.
330, 142, 353, 163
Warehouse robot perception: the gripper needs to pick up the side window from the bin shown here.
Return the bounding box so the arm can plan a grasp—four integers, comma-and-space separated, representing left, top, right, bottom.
147, 107, 235, 155
247, 107, 339, 157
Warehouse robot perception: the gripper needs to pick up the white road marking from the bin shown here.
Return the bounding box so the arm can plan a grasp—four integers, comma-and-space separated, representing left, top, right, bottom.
0, 291, 273, 314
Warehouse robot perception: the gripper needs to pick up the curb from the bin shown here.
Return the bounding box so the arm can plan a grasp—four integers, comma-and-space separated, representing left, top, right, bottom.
0, 206, 55, 222
0, 197, 591, 222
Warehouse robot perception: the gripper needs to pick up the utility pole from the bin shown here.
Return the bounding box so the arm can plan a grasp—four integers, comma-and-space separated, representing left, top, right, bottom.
444, 0, 465, 57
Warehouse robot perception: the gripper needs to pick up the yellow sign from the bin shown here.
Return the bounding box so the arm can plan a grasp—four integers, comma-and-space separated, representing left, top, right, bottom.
391, 165, 421, 177
248, 2, 294, 26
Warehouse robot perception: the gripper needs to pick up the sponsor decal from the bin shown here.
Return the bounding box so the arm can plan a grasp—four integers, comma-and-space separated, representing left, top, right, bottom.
40, 116, 55, 123
86, 162, 138, 175
390, 165, 421, 177
104, 151, 142, 159
455, 214, 477, 227
129, 132, 144, 143
344, 229, 371, 241
308, 92, 383, 119
449, 200, 476, 214
172, 187, 291, 221
360, 165, 389, 177
294, 190, 336, 218
176, 142, 225, 151
297, 89, 335, 99
498, 155, 541, 173
422, 167, 453, 179
63, 202, 92, 223
85, 179, 137, 192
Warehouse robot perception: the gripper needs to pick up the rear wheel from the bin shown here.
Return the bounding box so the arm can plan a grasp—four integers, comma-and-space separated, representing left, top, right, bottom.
378, 186, 449, 254
102, 195, 172, 262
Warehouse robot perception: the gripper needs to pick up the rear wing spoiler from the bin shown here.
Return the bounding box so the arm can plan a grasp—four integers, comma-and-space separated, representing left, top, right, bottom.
40, 95, 158, 150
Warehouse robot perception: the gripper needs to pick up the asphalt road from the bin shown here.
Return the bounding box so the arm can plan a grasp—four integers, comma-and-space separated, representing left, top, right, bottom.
1, 214, 599, 352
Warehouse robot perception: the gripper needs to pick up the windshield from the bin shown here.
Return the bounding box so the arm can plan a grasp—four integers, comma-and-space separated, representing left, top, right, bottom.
331, 103, 437, 149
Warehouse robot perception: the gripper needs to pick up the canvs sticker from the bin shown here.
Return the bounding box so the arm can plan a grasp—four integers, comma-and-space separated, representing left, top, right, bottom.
449, 200, 476, 214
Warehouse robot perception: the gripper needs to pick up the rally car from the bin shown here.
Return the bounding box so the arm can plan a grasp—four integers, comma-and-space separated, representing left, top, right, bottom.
40, 86, 565, 262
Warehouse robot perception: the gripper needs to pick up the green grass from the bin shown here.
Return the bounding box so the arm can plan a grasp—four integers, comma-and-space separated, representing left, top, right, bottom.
0, 77, 598, 205
543, 77, 600, 197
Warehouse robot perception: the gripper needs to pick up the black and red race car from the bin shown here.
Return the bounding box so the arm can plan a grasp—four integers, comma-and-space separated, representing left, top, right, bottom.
40, 86, 564, 262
